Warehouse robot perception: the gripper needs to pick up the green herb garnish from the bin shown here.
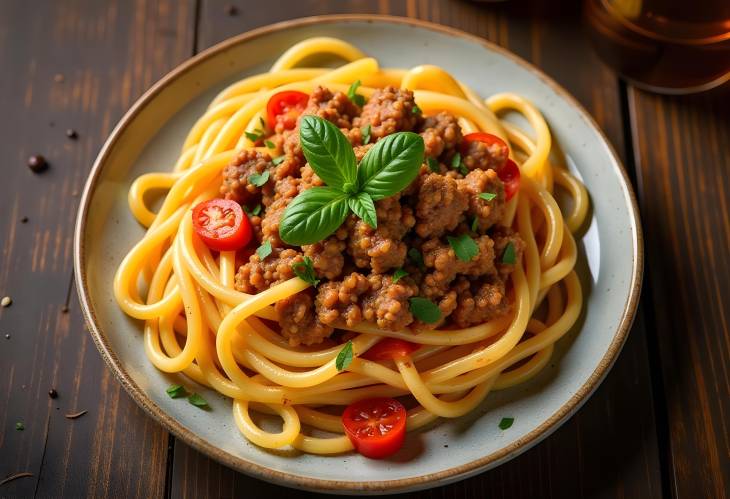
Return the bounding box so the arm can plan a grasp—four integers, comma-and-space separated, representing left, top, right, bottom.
412, 104, 422, 115
278, 116, 424, 245
427, 157, 440, 173
471, 217, 479, 233
272, 155, 285, 166
347, 80, 366, 107
392, 268, 408, 283
188, 393, 209, 409
335, 341, 354, 371
502, 242, 517, 264
479, 192, 497, 201
248, 170, 270, 187
447, 234, 479, 262
409, 297, 441, 324
15, 422, 24, 431
166, 384, 187, 399
256, 240, 272, 260
361, 124, 371, 145
498, 417, 514, 430
451, 152, 468, 175
408, 247, 425, 271
265, 140, 276, 149
292, 256, 320, 287
245, 131, 263, 142
259, 117, 266, 130
251, 204, 262, 216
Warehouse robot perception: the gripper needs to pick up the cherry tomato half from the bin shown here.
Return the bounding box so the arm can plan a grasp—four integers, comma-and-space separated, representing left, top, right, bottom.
498, 158, 521, 202
461, 132, 510, 168
342, 397, 407, 459
267, 90, 309, 131
363, 339, 419, 361
191, 199, 252, 252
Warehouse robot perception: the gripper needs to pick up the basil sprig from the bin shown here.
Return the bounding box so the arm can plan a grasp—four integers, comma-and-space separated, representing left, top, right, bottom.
279, 116, 424, 245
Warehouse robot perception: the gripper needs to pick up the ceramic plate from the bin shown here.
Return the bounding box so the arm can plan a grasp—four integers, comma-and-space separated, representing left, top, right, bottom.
74, 15, 642, 494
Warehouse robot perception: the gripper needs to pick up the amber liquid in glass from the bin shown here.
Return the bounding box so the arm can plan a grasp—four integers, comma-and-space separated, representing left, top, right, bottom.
584, 0, 730, 93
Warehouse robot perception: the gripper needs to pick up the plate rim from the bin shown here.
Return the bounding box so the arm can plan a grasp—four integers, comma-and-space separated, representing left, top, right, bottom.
73, 14, 644, 494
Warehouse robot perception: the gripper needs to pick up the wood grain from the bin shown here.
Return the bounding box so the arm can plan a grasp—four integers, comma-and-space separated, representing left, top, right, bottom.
0, 0, 195, 497
169, 1, 664, 497
629, 84, 730, 499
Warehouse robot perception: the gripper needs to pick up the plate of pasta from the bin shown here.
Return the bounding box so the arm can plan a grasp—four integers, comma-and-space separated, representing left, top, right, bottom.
75, 15, 642, 494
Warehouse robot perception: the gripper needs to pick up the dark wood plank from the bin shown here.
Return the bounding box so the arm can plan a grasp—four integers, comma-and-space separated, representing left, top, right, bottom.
171, 1, 664, 497
628, 83, 730, 499
0, 1, 195, 497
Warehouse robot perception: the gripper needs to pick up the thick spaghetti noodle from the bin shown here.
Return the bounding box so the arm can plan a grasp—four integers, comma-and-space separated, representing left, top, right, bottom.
114, 37, 588, 456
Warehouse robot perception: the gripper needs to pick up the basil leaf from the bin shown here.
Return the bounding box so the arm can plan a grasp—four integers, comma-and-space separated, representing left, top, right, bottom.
357, 132, 424, 200
299, 115, 357, 190
427, 157, 440, 173
166, 384, 187, 399
248, 170, 269, 187
408, 247, 425, 271
361, 124, 371, 145
409, 297, 441, 324
498, 417, 514, 430
348, 192, 377, 229
256, 240, 272, 260
272, 155, 285, 165
502, 241, 517, 264
447, 234, 479, 262
479, 192, 497, 201
292, 256, 320, 287
335, 341, 354, 371
188, 393, 209, 409
392, 268, 408, 283
279, 187, 350, 245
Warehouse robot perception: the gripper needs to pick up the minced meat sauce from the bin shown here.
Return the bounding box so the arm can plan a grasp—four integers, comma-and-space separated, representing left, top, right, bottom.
222, 85, 524, 346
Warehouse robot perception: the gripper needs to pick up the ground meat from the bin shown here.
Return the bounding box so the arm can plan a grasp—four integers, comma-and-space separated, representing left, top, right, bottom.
353, 143, 373, 162
299, 164, 324, 190
316, 273, 418, 331
276, 291, 334, 346
420, 112, 463, 159
450, 276, 511, 327
457, 169, 506, 231
346, 195, 415, 273
491, 227, 525, 280
220, 149, 273, 204
414, 173, 469, 238
412, 289, 459, 330
234, 248, 302, 293
420, 235, 497, 299
260, 196, 289, 248
302, 86, 360, 129
302, 229, 348, 280
461, 138, 509, 172
355, 86, 420, 140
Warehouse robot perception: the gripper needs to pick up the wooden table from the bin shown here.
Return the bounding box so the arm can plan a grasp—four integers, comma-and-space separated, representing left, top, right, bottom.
1, 1, 728, 497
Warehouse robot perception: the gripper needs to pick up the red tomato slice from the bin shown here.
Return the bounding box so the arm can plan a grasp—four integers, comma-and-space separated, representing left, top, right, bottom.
267, 90, 309, 131
461, 132, 510, 168
342, 398, 407, 459
498, 158, 521, 202
191, 199, 252, 251
363, 339, 419, 361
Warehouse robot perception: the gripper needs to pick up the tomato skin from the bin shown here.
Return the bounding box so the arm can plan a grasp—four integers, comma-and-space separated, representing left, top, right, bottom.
342, 398, 407, 459
499, 158, 521, 201
266, 90, 309, 131
363, 339, 419, 361
461, 132, 509, 168
191, 199, 252, 251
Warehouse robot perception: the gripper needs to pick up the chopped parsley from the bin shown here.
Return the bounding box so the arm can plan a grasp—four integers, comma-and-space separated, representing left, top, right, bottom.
256, 240, 272, 261
265, 139, 276, 149
498, 417, 514, 430
245, 131, 263, 142
427, 157, 440, 173
251, 204, 262, 216
335, 341, 354, 371
361, 124, 371, 145
471, 216, 479, 232
292, 256, 320, 287
407, 247, 425, 271
479, 192, 497, 201
409, 297, 441, 324
15, 422, 24, 431
447, 234, 479, 262
259, 117, 266, 130
347, 80, 366, 107
248, 170, 270, 187
412, 104, 422, 115
188, 393, 209, 409
166, 384, 187, 399
392, 268, 408, 283
272, 155, 285, 166
501, 242, 517, 264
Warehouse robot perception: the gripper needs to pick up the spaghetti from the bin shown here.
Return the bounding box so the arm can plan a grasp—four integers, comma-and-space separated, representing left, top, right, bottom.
114, 37, 588, 456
